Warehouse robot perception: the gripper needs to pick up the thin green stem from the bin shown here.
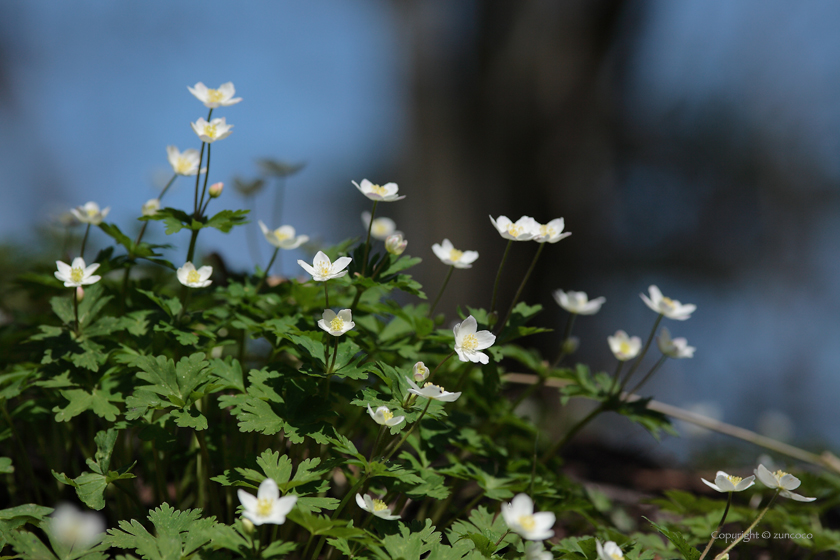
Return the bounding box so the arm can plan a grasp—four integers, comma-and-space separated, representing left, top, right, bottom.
196, 430, 218, 515
551, 313, 578, 367
428, 265, 454, 317
186, 229, 199, 265
625, 354, 668, 398
426, 350, 456, 384
324, 282, 330, 309
73, 289, 80, 335
255, 247, 280, 294
328, 337, 339, 374
713, 491, 780, 559
370, 252, 393, 279
80, 223, 91, 260
383, 398, 432, 462
493, 529, 511, 548
490, 240, 513, 316
495, 242, 545, 335
619, 313, 663, 392
698, 493, 733, 560
193, 143, 207, 214
350, 285, 366, 313
539, 403, 604, 464
368, 425, 386, 463
196, 143, 212, 217
361, 200, 378, 276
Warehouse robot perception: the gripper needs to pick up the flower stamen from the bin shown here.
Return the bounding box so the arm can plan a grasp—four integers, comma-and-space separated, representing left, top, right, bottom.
187, 270, 201, 284
70, 267, 84, 283
461, 333, 478, 351
518, 514, 536, 532
372, 500, 388, 512
330, 316, 345, 331
206, 89, 224, 102
256, 498, 273, 517
449, 249, 463, 261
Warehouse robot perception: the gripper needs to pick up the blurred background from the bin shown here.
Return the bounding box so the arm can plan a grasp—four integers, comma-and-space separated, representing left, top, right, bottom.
1, 0, 839, 463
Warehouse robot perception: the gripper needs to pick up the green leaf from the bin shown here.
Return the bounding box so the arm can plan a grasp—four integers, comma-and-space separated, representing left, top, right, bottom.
203, 209, 250, 233
105, 503, 216, 560
0, 458, 12, 474
256, 449, 293, 486
645, 517, 701, 560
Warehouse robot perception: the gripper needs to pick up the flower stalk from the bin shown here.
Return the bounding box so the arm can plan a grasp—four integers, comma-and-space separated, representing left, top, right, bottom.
713, 490, 780, 559
698, 493, 733, 560
618, 313, 664, 392
360, 200, 378, 276
428, 265, 454, 317
495, 242, 545, 335
489, 239, 513, 316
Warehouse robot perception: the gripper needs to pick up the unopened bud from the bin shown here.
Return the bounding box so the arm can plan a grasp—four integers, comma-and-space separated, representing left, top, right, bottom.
142, 198, 160, 217
561, 336, 579, 355
385, 233, 407, 256
75, 287, 84, 302
208, 182, 224, 198
413, 361, 429, 383
241, 518, 255, 534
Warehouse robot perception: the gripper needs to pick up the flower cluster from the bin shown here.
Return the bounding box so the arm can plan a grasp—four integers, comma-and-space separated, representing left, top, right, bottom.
489, 215, 571, 243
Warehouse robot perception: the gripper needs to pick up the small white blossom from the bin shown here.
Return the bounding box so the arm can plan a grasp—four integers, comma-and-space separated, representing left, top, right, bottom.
166, 146, 205, 176
453, 315, 495, 364
70, 202, 110, 225
489, 215, 538, 241
640, 285, 696, 320
237, 478, 297, 525
656, 328, 695, 359
55, 258, 101, 288
177, 262, 213, 288
297, 251, 352, 282
355, 493, 401, 520
607, 330, 642, 361
385, 233, 407, 255
754, 464, 816, 502
525, 542, 553, 560
367, 404, 405, 427
142, 198, 160, 217
533, 217, 571, 244
317, 309, 354, 336
596, 540, 624, 560
48, 504, 105, 550
405, 376, 461, 402
701, 471, 756, 493
353, 179, 405, 202
258, 221, 309, 250
501, 494, 555, 541
361, 211, 397, 240
552, 289, 605, 315
191, 117, 233, 143
432, 239, 478, 269
188, 81, 242, 108
413, 361, 429, 383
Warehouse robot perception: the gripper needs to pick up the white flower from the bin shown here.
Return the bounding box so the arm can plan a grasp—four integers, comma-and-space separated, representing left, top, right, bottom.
297, 251, 352, 282
640, 285, 696, 320
432, 239, 478, 269
489, 215, 538, 241
405, 376, 461, 402
237, 478, 297, 525
166, 146, 205, 176
385, 233, 408, 256
413, 361, 429, 383
361, 211, 397, 240
355, 493, 401, 520
49, 503, 105, 550
352, 179, 405, 202
258, 221, 309, 249
525, 542, 553, 560
656, 328, 695, 359
367, 404, 405, 427
501, 494, 555, 541
607, 330, 642, 361
453, 315, 495, 364
317, 309, 355, 336
701, 471, 756, 493
70, 202, 110, 225
596, 540, 624, 560
142, 198, 160, 216
55, 258, 101, 288
191, 117, 233, 143
177, 262, 213, 288
533, 218, 572, 244
552, 289, 605, 315
187, 81, 242, 108
754, 464, 816, 502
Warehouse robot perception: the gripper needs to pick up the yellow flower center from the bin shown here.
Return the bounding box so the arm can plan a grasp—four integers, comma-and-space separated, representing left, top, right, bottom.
507, 224, 523, 237
317, 262, 332, 276
330, 316, 345, 331
206, 88, 224, 102
619, 341, 631, 354
518, 514, 536, 532
609, 552, 623, 560
175, 157, 193, 174
86, 208, 97, 217
539, 224, 555, 237
381, 409, 393, 421
273, 229, 291, 241
775, 469, 789, 480
70, 267, 84, 283
726, 475, 743, 485
423, 382, 443, 392
373, 499, 388, 512
369, 184, 387, 196
204, 123, 218, 139
372, 222, 389, 236
449, 249, 463, 261
660, 296, 675, 308
256, 498, 273, 517
461, 333, 479, 351
187, 270, 201, 284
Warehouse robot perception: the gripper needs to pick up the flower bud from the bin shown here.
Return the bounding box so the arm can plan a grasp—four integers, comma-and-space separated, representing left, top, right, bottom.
561, 336, 579, 355
208, 182, 224, 198
241, 518, 255, 534
413, 361, 429, 383
75, 287, 84, 302
385, 233, 407, 255
142, 198, 160, 216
